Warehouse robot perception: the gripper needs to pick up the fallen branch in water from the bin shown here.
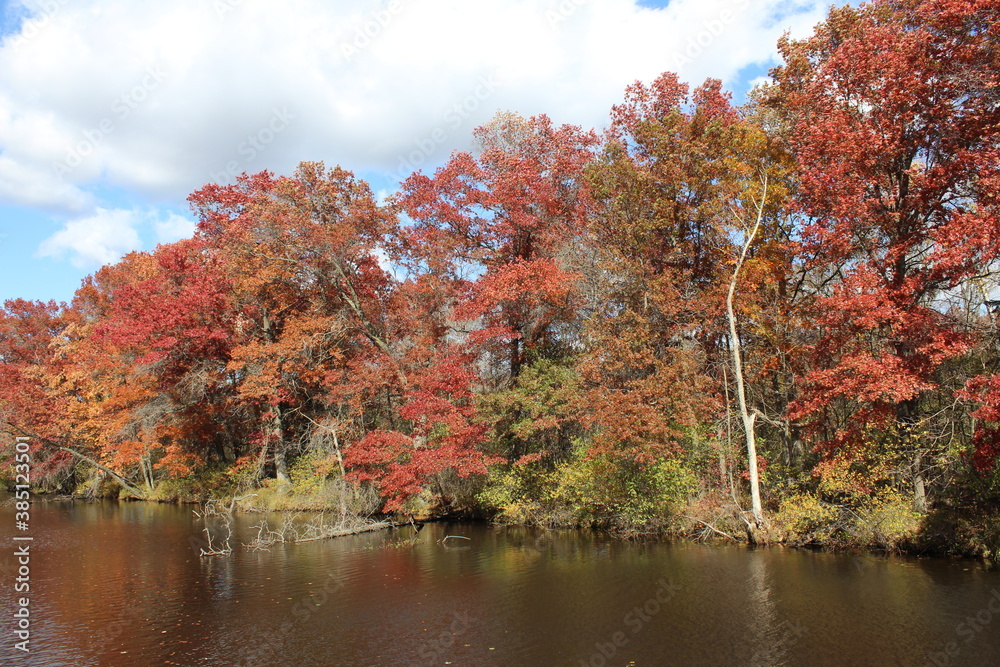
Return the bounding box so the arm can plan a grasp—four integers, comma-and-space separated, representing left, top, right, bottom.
244, 512, 301, 551
293, 519, 405, 543
194, 491, 406, 555
438, 534, 471, 544
196, 501, 234, 557
57, 446, 147, 499
682, 515, 738, 542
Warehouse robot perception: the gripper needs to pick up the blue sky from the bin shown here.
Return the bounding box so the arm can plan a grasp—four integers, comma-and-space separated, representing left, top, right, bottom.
0, 0, 851, 307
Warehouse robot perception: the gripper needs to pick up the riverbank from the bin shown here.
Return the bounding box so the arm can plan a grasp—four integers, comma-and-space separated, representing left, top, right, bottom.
14, 481, 999, 564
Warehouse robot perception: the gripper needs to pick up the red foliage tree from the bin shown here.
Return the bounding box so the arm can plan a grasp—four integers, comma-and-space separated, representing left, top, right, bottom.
776, 0, 1000, 482
0, 299, 68, 441
398, 112, 598, 381
0, 299, 75, 485
187, 162, 494, 507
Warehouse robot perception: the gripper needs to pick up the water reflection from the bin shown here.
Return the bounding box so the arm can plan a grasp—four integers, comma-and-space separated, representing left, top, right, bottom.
1, 501, 999, 666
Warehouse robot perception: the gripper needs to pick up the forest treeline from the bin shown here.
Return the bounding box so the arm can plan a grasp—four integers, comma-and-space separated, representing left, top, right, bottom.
4, 0, 1000, 555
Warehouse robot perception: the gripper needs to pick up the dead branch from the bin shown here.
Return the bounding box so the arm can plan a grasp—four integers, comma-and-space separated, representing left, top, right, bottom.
682, 515, 739, 542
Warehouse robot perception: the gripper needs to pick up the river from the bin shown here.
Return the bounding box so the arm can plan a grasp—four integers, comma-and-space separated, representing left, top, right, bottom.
1, 500, 998, 666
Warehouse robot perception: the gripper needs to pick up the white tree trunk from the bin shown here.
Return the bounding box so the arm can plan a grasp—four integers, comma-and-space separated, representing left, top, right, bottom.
726, 176, 768, 527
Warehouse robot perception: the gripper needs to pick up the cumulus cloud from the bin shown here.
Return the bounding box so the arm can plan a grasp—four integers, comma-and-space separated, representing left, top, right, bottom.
153, 212, 197, 245
37, 207, 143, 268
0, 155, 93, 213
36, 207, 196, 268
0, 0, 839, 216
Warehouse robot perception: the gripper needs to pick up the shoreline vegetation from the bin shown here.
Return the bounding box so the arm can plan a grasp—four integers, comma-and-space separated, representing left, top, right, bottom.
5, 1, 1000, 563
9, 484, 999, 564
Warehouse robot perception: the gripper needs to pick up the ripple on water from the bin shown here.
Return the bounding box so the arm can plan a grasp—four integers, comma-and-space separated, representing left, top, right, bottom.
3, 502, 1000, 667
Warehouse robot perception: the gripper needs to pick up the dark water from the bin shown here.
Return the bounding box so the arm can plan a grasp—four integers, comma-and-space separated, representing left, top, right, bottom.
2, 500, 1000, 666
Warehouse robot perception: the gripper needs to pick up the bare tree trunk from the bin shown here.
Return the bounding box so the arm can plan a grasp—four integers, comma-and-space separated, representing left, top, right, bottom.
330, 426, 346, 477
720, 365, 733, 497
726, 176, 768, 528
140, 452, 155, 495
896, 399, 928, 512
298, 411, 350, 518
272, 405, 292, 485
57, 446, 147, 499
913, 451, 928, 512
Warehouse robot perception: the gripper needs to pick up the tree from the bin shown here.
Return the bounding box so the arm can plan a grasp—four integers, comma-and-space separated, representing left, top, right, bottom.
0, 299, 68, 441
580, 76, 734, 475
189, 163, 402, 484
776, 0, 1000, 508
45, 246, 234, 495
398, 112, 598, 383
585, 74, 795, 522
188, 162, 494, 509
0, 299, 77, 489
726, 176, 769, 527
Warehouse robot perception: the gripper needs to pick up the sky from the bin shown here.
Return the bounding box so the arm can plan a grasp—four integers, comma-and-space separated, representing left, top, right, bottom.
0, 0, 855, 307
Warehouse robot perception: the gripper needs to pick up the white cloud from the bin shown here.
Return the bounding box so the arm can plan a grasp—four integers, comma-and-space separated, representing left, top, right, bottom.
35, 206, 194, 268
37, 207, 143, 268
0, 0, 839, 215
153, 212, 196, 244
748, 75, 774, 91
0, 157, 93, 213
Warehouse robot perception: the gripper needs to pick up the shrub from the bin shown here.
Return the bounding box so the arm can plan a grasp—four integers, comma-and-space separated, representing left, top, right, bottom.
477, 446, 696, 532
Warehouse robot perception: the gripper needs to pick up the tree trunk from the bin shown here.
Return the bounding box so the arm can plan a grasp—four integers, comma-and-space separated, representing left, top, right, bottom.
510, 336, 522, 379
140, 452, 155, 495
726, 176, 768, 527
57, 446, 147, 499
896, 397, 927, 511
272, 405, 292, 485
913, 451, 928, 512
721, 365, 734, 498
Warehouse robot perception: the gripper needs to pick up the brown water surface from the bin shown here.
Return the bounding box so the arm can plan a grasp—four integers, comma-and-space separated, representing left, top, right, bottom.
1, 500, 999, 666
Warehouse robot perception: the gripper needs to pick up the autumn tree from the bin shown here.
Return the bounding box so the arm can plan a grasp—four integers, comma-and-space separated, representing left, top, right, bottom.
40, 246, 236, 496
584, 75, 796, 528
187, 162, 494, 509
776, 0, 1000, 509
0, 299, 77, 489
187, 165, 398, 485
398, 112, 598, 384
0, 299, 67, 439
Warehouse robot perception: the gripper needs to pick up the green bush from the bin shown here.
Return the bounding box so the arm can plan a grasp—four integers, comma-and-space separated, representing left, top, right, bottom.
853, 491, 921, 549
773, 490, 921, 550
773, 493, 836, 544
478, 445, 696, 532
